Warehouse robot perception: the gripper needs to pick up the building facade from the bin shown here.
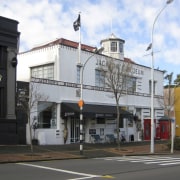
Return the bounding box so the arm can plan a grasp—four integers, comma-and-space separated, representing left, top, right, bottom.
164, 86, 180, 137
0, 16, 20, 144
174, 87, 180, 136
17, 34, 164, 145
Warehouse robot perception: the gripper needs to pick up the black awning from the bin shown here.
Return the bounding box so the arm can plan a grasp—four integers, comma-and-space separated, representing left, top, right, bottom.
61, 102, 132, 119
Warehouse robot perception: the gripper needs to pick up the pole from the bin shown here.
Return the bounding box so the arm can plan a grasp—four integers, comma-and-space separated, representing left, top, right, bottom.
78, 12, 81, 64
79, 66, 83, 155
79, 47, 104, 155
149, 0, 173, 153
171, 119, 175, 153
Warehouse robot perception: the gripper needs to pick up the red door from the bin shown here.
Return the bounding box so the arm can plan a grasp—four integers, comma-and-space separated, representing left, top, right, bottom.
144, 119, 151, 140
156, 126, 160, 140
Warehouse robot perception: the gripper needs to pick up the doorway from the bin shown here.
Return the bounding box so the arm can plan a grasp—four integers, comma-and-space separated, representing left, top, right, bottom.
70, 118, 80, 143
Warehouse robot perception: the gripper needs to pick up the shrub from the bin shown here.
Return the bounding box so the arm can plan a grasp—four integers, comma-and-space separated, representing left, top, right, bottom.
174, 137, 180, 150
167, 137, 180, 150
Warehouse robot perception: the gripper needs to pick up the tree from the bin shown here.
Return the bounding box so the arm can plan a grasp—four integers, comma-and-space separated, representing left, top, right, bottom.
102, 58, 133, 149
164, 72, 173, 117
174, 74, 180, 86
17, 79, 48, 153
162, 72, 180, 118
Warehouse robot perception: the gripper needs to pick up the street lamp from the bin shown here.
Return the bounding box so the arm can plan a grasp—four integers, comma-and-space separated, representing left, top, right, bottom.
79, 47, 104, 155
146, 0, 173, 153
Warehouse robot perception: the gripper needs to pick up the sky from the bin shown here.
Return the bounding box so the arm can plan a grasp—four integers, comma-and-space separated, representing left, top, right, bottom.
1, 0, 179, 83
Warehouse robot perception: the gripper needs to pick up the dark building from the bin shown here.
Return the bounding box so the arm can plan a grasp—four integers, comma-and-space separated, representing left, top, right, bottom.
0, 16, 20, 144
16, 81, 29, 144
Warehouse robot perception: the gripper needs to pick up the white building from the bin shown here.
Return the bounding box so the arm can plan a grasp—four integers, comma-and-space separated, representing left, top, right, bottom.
17, 34, 164, 145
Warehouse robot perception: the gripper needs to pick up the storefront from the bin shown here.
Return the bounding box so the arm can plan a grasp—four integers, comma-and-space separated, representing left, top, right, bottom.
61, 102, 133, 144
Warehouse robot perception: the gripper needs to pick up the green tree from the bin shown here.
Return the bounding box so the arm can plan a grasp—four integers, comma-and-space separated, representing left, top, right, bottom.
174, 74, 180, 86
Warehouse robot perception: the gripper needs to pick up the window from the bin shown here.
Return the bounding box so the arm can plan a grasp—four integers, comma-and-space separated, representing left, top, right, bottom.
111, 42, 117, 52
31, 64, 54, 80
97, 117, 105, 124
95, 69, 105, 87
125, 76, 136, 93
76, 65, 81, 84
38, 102, 56, 129
149, 80, 156, 94
119, 42, 124, 53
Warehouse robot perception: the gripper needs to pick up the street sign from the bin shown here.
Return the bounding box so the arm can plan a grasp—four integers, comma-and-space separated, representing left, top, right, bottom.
78, 99, 84, 108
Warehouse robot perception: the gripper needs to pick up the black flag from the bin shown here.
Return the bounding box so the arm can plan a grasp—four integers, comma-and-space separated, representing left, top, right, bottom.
73, 14, 81, 31
146, 43, 152, 51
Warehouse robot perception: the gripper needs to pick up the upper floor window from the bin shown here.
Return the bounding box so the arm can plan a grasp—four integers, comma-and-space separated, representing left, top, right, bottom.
95, 69, 105, 87
119, 42, 124, 53
126, 77, 136, 93
76, 65, 81, 84
31, 63, 54, 80
149, 80, 156, 94
111, 42, 117, 52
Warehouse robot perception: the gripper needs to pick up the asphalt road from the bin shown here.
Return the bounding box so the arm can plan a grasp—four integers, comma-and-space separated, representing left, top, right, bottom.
1, 155, 180, 179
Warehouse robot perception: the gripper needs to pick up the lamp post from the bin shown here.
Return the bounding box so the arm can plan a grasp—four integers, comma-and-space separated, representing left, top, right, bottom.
79, 47, 104, 155
146, 0, 173, 153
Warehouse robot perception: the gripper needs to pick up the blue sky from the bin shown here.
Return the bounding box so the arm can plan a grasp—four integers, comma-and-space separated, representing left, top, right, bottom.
1, 0, 179, 83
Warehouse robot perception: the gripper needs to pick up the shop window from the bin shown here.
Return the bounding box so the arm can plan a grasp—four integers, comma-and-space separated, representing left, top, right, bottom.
96, 117, 105, 124
38, 102, 56, 129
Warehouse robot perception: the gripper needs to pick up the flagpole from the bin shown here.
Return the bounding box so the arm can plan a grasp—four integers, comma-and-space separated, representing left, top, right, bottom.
78, 13, 83, 155
78, 12, 81, 64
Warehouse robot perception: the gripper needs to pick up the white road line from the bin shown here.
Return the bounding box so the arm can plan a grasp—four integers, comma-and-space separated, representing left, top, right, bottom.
160, 161, 180, 166
145, 159, 180, 164
97, 156, 180, 166
17, 163, 100, 179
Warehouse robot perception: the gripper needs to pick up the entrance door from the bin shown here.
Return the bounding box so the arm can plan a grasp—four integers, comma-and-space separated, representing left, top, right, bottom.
70, 118, 80, 143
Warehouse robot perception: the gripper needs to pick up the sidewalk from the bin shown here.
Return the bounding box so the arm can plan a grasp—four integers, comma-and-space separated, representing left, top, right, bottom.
0, 141, 177, 163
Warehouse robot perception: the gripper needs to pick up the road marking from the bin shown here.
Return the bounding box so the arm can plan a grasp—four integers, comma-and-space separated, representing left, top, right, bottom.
145, 159, 180, 164
102, 175, 115, 178
96, 156, 180, 166
160, 161, 180, 166
17, 163, 101, 179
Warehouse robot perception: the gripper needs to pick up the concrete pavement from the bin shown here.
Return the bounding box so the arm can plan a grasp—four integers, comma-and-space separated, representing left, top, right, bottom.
0, 141, 177, 163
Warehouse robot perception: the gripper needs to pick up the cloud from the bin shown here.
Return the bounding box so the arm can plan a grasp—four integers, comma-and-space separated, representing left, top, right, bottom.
1, 0, 180, 78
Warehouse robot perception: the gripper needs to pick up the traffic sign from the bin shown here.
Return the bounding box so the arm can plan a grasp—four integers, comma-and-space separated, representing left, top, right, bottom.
78, 99, 84, 108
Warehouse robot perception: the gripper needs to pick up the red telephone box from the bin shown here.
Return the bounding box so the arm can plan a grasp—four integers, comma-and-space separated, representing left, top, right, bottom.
144, 119, 158, 140
159, 120, 171, 139
144, 117, 171, 141
144, 119, 151, 140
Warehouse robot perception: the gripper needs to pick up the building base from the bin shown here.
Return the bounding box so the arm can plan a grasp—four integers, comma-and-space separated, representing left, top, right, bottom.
0, 119, 18, 144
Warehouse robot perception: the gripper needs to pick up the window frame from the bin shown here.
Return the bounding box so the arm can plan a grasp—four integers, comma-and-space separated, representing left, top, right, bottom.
31, 63, 54, 80
110, 41, 117, 52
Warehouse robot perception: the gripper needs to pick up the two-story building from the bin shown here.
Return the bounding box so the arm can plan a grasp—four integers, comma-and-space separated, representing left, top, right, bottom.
17, 34, 164, 145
